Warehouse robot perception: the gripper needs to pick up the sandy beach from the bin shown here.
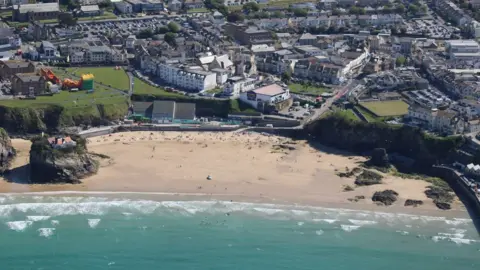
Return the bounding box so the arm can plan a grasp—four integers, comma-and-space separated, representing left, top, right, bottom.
0, 131, 468, 217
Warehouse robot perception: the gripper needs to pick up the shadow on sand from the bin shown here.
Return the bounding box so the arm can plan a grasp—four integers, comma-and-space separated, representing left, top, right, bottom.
3, 164, 31, 184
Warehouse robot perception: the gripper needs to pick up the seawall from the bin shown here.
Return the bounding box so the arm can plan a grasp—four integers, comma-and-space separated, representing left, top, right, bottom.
432, 165, 480, 233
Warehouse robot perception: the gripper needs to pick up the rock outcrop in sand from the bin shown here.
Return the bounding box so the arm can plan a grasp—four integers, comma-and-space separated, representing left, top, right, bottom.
0, 128, 16, 174
372, 190, 399, 206
29, 135, 98, 183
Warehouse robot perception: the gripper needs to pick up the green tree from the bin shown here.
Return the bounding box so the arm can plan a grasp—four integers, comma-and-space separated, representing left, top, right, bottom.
408, 4, 419, 14
164, 32, 177, 47
395, 4, 405, 13
227, 11, 245, 22
155, 26, 169, 34
293, 8, 308, 17
167, 22, 180, 33
137, 29, 153, 39
98, 0, 112, 10
400, 27, 406, 34
349, 6, 359, 14
272, 11, 285, 18
58, 12, 77, 26
396, 56, 406, 66
243, 2, 260, 14
281, 72, 291, 83
331, 8, 341, 15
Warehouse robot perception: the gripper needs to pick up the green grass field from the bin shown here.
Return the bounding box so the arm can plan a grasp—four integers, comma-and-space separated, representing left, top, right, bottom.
132, 78, 184, 97
187, 8, 209, 13
288, 83, 330, 96
62, 67, 130, 91
359, 100, 409, 117
0, 86, 127, 108
77, 11, 117, 21
0, 67, 128, 108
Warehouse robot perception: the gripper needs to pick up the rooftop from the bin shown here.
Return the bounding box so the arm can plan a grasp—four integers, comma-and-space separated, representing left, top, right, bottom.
14, 3, 59, 13
253, 84, 285, 96
80, 5, 100, 12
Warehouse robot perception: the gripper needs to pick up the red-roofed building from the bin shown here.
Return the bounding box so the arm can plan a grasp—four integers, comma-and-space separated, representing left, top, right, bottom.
48, 136, 77, 149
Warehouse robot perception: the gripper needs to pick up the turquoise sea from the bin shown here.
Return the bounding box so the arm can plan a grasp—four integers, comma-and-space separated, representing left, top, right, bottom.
0, 194, 479, 270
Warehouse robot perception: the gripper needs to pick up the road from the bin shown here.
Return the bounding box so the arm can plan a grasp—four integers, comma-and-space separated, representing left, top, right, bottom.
303, 79, 355, 126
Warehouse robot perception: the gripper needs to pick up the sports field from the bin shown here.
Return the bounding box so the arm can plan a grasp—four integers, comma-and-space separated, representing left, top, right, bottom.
359, 100, 409, 117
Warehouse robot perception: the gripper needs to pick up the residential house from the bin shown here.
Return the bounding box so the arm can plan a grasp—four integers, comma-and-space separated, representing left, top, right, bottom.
167, 0, 182, 11
224, 23, 273, 45
223, 76, 256, 96
0, 60, 35, 79
114, 1, 133, 14
11, 73, 46, 96
0, 27, 22, 50
38, 41, 58, 60
298, 33, 317, 46
183, 0, 204, 9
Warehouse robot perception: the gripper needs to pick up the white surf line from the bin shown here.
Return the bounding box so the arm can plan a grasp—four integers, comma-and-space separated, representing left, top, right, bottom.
0, 190, 462, 221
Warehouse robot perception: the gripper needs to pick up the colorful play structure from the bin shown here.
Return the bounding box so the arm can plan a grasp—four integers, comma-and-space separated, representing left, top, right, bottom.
40, 68, 61, 85
62, 74, 94, 90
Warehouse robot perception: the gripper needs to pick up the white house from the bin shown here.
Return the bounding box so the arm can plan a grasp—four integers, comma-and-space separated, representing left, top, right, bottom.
466, 163, 480, 176
239, 84, 291, 110
125, 35, 136, 50
223, 76, 256, 96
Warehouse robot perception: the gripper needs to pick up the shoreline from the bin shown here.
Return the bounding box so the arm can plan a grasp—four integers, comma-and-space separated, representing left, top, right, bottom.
0, 188, 470, 219
0, 131, 470, 220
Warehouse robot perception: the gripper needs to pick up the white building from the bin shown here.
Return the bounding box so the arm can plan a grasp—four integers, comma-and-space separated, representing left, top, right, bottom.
125, 35, 136, 50
446, 39, 480, 60
70, 51, 85, 64
466, 163, 480, 176
239, 84, 291, 110
157, 64, 217, 92
223, 76, 256, 96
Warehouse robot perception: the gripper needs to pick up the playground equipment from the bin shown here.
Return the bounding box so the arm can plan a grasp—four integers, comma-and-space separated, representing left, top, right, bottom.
62, 74, 94, 90
39, 68, 61, 84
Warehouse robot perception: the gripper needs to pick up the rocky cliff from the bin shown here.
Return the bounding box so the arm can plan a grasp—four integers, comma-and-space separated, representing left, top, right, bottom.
0, 128, 16, 174
29, 135, 98, 183
305, 113, 465, 169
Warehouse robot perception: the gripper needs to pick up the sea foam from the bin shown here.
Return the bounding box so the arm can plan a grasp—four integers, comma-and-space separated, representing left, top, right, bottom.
341, 225, 360, 232
38, 228, 55, 238
88, 219, 101, 229
6, 221, 33, 232
27, 216, 51, 222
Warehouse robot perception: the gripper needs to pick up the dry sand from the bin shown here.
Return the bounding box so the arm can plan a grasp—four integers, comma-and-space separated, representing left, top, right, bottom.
0, 131, 468, 217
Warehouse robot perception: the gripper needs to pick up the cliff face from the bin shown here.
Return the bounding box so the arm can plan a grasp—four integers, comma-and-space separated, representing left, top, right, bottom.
29, 136, 98, 183
0, 128, 16, 173
305, 113, 465, 168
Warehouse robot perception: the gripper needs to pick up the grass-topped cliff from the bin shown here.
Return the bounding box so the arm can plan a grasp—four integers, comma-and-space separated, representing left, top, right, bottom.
0, 127, 15, 173
29, 135, 98, 183
0, 102, 128, 133
305, 112, 465, 169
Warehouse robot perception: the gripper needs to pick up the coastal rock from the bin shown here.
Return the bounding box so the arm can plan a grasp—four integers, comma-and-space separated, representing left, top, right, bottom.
434, 202, 451, 210
0, 128, 16, 174
354, 170, 383, 186
370, 148, 389, 168
404, 199, 423, 207
424, 186, 454, 210
29, 135, 98, 183
372, 190, 398, 206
